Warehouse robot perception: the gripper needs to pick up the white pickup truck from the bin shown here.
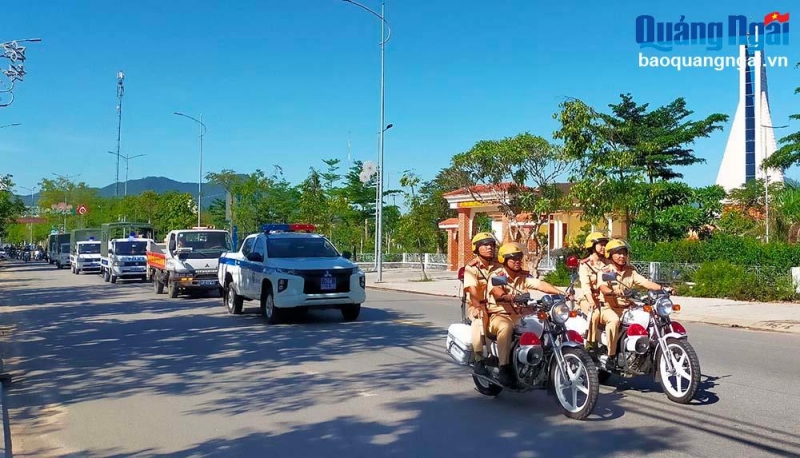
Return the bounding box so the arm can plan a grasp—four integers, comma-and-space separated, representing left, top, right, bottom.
218, 224, 366, 324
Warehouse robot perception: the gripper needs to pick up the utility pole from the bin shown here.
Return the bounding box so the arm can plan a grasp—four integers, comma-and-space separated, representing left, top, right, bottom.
115, 71, 125, 197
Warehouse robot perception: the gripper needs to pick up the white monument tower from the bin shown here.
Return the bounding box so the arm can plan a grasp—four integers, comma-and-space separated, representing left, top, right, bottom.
716, 45, 783, 192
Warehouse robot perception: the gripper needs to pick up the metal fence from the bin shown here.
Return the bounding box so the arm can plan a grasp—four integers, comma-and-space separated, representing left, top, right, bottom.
356, 253, 448, 271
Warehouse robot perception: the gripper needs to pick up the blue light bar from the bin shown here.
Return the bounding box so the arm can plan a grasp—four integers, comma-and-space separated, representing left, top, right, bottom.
261, 224, 291, 233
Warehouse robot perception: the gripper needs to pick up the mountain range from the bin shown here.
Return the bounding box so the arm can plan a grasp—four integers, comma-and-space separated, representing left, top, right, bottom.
15, 176, 228, 207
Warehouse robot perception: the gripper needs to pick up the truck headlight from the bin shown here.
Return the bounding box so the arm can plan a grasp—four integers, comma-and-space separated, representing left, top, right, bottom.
359, 275, 366, 289
113, 261, 120, 266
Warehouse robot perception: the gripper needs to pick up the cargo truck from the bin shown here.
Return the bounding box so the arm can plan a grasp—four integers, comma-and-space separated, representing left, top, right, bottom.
99, 222, 155, 283
69, 228, 102, 274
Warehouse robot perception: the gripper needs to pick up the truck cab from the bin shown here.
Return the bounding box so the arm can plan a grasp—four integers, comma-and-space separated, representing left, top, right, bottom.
54, 234, 71, 269
148, 228, 233, 298
99, 222, 155, 283
69, 228, 102, 274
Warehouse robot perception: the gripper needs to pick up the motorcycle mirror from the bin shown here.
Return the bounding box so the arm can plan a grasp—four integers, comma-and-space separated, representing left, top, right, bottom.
570, 272, 578, 283
491, 276, 508, 287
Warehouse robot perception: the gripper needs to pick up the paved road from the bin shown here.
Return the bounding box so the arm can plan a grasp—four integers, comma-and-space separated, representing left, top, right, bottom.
0, 261, 799, 457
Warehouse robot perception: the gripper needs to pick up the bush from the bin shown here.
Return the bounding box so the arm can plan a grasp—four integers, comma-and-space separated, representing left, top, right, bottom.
542, 259, 573, 287
681, 260, 797, 302
631, 234, 800, 271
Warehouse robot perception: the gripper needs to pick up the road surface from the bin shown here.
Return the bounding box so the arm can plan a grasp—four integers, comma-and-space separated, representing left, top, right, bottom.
0, 261, 798, 457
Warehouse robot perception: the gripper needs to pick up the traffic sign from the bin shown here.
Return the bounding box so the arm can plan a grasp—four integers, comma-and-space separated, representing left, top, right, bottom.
77, 204, 88, 215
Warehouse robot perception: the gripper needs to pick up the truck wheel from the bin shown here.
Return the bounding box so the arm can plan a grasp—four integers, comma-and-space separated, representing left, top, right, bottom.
104, 269, 110, 282
225, 284, 243, 314
110, 274, 117, 284
168, 281, 179, 298
76, 268, 81, 275
341, 304, 361, 322
261, 289, 282, 324
154, 278, 164, 294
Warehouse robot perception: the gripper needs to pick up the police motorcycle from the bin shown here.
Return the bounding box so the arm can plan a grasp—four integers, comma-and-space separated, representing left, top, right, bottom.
585, 271, 700, 404
446, 275, 599, 420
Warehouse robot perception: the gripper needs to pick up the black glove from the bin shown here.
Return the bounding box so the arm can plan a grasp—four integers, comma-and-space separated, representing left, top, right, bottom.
513, 293, 531, 304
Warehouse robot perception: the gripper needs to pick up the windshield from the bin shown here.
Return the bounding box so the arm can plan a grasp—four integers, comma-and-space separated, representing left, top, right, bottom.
267, 237, 340, 258
79, 244, 101, 254
114, 241, 147, 255
174, 231, 233, 259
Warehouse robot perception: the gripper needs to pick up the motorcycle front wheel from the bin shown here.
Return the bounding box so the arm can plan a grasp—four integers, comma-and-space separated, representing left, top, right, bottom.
658, 338, 700, 404
550, 347, 599, 420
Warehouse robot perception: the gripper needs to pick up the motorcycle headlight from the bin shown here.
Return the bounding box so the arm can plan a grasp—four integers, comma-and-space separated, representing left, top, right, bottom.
551, 302, 571, 324
655, 297, 673, 317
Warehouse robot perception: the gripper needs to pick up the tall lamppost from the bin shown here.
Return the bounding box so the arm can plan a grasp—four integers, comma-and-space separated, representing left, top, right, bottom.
343, 0, 391, 282
174, 112, 206, 227
19, 185, 37, 245
0, 123, 20, 129
52, 173, 80, 232
107, 151, 147, 197
761, 123, 789, 243
115, 71, 125, 197
0, 38, 41, 108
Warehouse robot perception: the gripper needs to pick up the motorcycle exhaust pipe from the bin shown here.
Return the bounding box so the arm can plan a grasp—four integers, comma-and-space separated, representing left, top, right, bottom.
516, 345, 544, 366
624, 336, 649, 354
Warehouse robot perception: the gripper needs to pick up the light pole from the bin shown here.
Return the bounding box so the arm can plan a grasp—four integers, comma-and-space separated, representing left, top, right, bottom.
107, 151, 147, 197
0, 123, 21, 129
115, 71, 125, 197
343, 0, 391, 282
52, 173, 80, 232
20, 185, 37, 245
761, 123, 789, 243
174, 112, 206, 227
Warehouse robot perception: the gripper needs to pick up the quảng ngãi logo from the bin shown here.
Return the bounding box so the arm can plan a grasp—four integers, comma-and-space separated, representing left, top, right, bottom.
635, 12, 790, 51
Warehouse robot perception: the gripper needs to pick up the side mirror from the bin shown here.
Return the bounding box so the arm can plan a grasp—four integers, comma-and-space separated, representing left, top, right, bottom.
601, 271, 617, 282
169, 240, 176, 251
341, 251, 352, 260
108, 249, 114, 255
672, 270, 682, 280
565, 255, 579, 271
457, 266, 465, 282
491, 276, 508, 287
246, 252, 263, 263
570, 272, 578, 283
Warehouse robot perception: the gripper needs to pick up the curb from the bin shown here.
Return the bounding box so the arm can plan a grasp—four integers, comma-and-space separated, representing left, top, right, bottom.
366, 285, 800, 336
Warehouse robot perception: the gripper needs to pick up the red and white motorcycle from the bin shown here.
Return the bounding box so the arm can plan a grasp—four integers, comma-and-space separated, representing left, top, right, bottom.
566, 267, 701, 404
446, 276, 599, 420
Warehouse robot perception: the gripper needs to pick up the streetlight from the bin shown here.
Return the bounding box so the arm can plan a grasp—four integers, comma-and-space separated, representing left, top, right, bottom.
761, 123, 789, 243
343, 0, 391, 282
52, 173, 80, 232
0, 38, 41, 108
19, 185, 37, 245
107, 151, 147, 197
0, 123, 20, 129
114, 71, 126, 197
174, 112, 206, 227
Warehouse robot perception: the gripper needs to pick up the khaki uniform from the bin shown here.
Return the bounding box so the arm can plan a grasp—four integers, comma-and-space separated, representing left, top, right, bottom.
578, 256, 607, 343
591, 264, 650, 356
486, 270, 542, 366
463, 258, 503, 360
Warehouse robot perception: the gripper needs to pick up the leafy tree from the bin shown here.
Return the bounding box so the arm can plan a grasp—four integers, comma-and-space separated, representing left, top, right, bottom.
450, 133, 570, 273
762, 61, 800, 171
554, 94, 727, 241
153, 192, 197, 236
0, 175, 25, 238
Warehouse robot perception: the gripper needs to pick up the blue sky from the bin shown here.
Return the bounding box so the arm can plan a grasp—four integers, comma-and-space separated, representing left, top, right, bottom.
1, 0, 798, 199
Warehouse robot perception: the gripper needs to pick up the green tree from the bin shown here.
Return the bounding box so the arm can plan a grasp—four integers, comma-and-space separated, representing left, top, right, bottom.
0, 175, 26, 238
554, 94, 727, 241
451, 133, 570, 272
762, 61, 800, 171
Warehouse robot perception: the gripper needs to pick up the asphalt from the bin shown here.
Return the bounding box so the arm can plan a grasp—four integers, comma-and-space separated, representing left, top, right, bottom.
364, 268, 800, 335
0, 261, 798, 457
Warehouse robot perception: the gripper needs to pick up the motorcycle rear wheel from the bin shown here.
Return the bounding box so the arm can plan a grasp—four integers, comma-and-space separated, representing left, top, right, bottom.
472, 374, 502, 396
550, 347, 599, 420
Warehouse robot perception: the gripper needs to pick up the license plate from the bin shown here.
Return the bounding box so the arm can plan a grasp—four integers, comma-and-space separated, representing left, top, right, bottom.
200, 280, 217, 286
320, 276, 336, 291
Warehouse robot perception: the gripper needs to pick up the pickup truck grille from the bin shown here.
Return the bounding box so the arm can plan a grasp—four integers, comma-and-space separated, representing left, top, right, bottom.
123, 261, 146, 266
301, 268, 353, 294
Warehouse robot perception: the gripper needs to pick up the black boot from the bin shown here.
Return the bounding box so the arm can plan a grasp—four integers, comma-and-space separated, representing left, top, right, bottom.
498, 364, 514, 386
473, 360, 488, 376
